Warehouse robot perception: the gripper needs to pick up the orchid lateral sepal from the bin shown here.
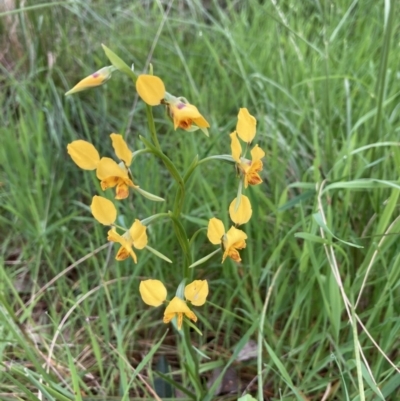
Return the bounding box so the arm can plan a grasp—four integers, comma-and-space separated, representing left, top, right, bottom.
145, 245, 172, 263
101, 44, 137, 82
134, 186, 165, 202
189, 248, 221, 268
197, 155, 235, 166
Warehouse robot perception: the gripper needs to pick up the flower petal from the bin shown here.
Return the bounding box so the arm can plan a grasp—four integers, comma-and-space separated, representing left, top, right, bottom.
236, 108, 256, 142
225, 226, 247, 249
207, 218, 225, 245
115, 181, 130, 199
185, 280, 208, 306
65, 66, 114, 95
107, 228, 137, 262
168, 99, 210, 130
251, 144, 265, 162
222, 226, 247, 262
230, 131, 242, 163
129, 219, 148, 249
136, 75, 166, 106
96, 157, 129, 180
163, 296, 197, 330
193, 115, 210, 129
67, 140, 100, 170
110, 133, 132, 166
229, 195, 252, 225
115, 245, 134, 261
90, 195, 117, 225
139, 280, 167, 306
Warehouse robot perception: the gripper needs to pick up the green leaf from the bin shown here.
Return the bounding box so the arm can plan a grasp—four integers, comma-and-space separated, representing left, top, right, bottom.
313, 212, 363, 248
189, 248, 221, 268
145, 245, 172, 263
238, 395, 258, 401
134, 186, 165, 202
154, 355, 174, 398
294, 232, 330, 244
101, 44, 137, 81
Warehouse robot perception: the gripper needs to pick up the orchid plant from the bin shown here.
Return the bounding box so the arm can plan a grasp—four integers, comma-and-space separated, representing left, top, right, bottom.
66, 44, 265, 397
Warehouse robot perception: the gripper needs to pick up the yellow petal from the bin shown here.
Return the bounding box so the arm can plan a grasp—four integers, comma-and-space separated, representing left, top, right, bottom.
193, 115, 210, 129
65, 66, 114, 95
222, 226, 247, 262
185, 280, 208, 306
90, 195, 117, 225
129, 219, 148, 249
163, 297, 197, 330
136, 75, 166, 106
168, 100, 210, 130
110, 133, 132, 166
225, 226, 247, 249
236, 108, 256, 143
67, 140, 100, 170
251, 144, 265, 162
115, 245, 136, 261
107, 229, 137, 262
207, 218, 225, 245
115, 181, 130, 199
230, 131, 242, 163
139, 280, 167, 306
96, 157, 129, 180
245, 160, 263, 188
229, 195, 252, 225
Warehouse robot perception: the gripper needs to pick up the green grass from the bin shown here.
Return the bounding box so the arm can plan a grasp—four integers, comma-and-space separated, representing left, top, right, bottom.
1, 0, 400, 400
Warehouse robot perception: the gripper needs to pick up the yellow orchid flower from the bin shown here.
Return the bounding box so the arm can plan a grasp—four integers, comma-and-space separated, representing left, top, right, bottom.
136, 74, 166, 106
230, 131, 265, 188
67, 134, 137, 200
90, 195, 147, 263
166, 96, 209, 132
207, 217, 247, 262
236, 108, 256, 143
96, 157, 137, 200
139, 279, 208, 330
65, 66, 115, 96
229, 195, 252, 225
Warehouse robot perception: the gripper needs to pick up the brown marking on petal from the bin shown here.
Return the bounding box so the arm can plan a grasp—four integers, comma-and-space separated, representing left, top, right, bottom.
179, 119, 192, 130
228, 248, 241, 262
92, 72, 100, 78
177, 102, 186, 110
115, 247, 130, 261
247, 173, 263, 186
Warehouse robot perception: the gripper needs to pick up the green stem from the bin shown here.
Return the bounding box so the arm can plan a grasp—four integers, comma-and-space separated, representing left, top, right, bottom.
142, 108, 191, 268
182, 324, 204, 398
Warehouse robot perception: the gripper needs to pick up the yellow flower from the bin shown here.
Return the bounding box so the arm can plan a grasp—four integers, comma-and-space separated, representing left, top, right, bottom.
96, 157, 136, 200
229, 195, 252, 225
107, 219, 147, 263
67, 134, 137, 199
236, 108, 256, 143
139, 279, 208, 330
207, 217, 247, 262
136, 75, 166, 106
167, 96, 209, 131
230, 131, 265, 188
90, 196, 147, 263
65, 66, 115, 96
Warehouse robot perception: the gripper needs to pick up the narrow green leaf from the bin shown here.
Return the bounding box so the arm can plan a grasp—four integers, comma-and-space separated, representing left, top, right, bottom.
134, 186, 165, 202
189, 248, 221, 268
313, 212, 363, 248
145, 245, 172, 263
101, 44, 137, 81
294, 232, 330, 244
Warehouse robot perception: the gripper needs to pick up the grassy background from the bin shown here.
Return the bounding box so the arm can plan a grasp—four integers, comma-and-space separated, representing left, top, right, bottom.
1, 0, 400, 400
